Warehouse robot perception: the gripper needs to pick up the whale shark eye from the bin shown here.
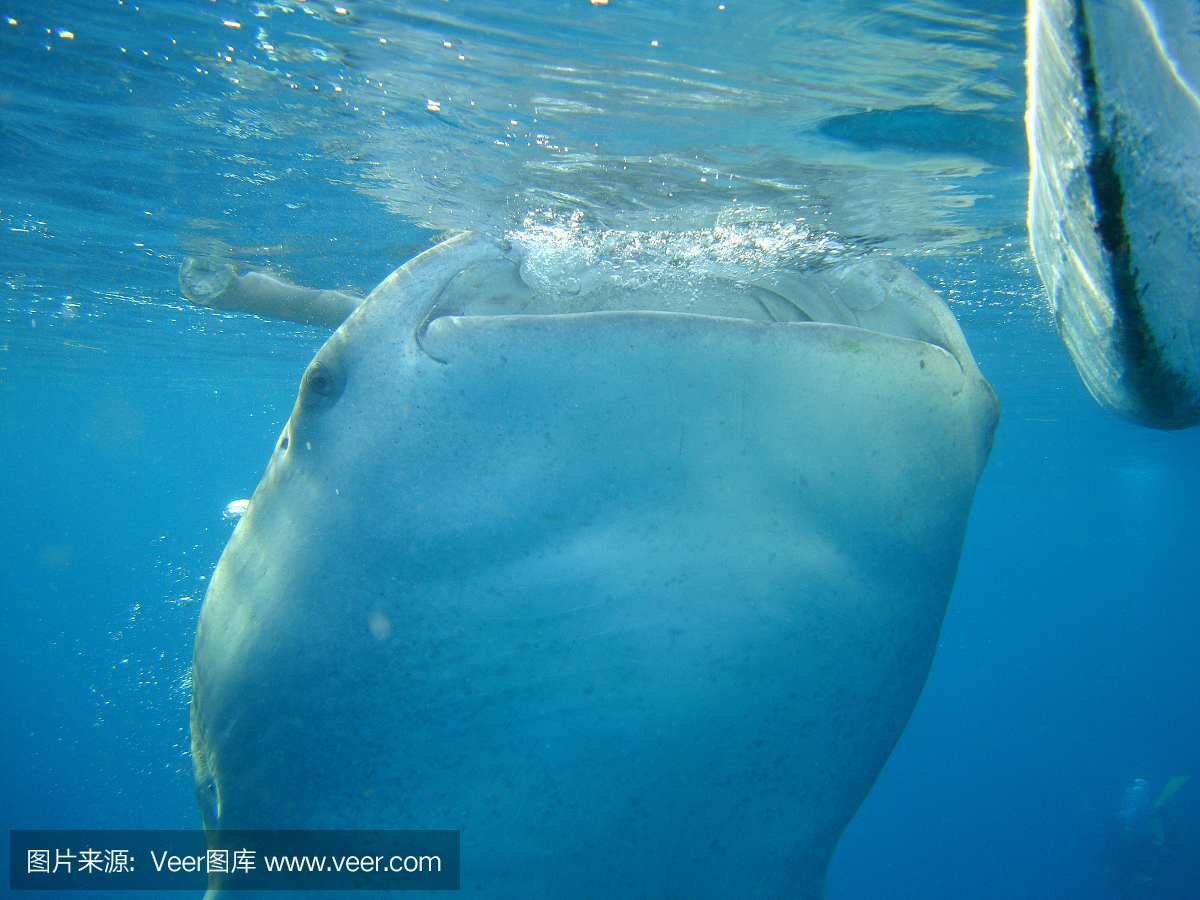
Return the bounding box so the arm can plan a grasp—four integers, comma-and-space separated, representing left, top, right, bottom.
299, 359, 345, 410
305, 362, 333, 395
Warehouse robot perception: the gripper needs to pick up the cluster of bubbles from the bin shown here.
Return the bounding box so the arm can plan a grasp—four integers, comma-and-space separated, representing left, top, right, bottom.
504, 209, 860, 316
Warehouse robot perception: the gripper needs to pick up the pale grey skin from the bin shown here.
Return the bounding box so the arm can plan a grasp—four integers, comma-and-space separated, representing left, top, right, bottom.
1028, 0, 1200, 429
189, 231, 999, 898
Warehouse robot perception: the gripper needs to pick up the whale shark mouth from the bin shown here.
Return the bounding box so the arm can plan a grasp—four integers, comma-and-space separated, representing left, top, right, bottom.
402, 227, 982, 377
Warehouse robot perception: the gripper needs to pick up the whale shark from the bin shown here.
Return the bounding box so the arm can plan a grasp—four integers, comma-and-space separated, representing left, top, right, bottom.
187, 230, 998, 898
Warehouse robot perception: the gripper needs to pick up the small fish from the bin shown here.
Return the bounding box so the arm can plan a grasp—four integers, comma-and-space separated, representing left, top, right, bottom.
63, 340, 106, 352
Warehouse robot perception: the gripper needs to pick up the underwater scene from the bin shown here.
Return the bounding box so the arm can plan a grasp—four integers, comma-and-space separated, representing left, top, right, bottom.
2, 0, 1198, 897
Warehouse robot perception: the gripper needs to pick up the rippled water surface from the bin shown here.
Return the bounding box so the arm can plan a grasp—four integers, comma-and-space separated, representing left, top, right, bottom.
2, 1, 1198, 898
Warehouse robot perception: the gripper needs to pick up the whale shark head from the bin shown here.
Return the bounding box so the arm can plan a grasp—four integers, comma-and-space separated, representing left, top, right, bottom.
191, 229, 997, 898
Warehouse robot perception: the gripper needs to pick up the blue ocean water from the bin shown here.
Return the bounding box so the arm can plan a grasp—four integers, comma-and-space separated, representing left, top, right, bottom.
1, 0, 1198, 898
